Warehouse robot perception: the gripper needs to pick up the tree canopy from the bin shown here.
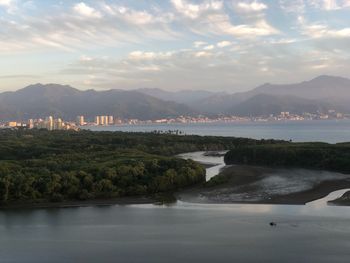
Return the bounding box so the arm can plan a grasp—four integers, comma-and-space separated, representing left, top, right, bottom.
0, 128, 283, 205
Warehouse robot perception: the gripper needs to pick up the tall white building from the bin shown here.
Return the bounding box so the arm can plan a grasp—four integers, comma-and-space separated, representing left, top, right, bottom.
45, 116, 54, 131
103, 116, 109, 125
108, 116, 114, 125
95, 116, 100, 125
27, 119, 34, 129
94, 115, 111, 125
76, 115, 85, 126
100, 116, 105, 125
54, 118, 63, 130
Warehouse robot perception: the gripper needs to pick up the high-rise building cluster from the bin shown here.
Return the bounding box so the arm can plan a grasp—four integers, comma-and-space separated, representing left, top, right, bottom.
94, 115, 114, 126
28, 116, 76, 130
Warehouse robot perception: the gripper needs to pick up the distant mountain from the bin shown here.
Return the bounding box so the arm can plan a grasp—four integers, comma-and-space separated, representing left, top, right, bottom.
191, 93, 242, 114
1, 75, 348, 120
0, 84, 196, 120
135, 88, 216, 104
228, 94, 331, 116
253, 75, 350, 101
193, 75, 350, 115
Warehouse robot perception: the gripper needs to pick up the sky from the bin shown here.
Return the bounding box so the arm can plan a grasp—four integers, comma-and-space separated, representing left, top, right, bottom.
0, 0, 350, 92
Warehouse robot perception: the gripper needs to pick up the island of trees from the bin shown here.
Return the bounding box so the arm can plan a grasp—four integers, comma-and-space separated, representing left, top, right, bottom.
0, 129, 282, 206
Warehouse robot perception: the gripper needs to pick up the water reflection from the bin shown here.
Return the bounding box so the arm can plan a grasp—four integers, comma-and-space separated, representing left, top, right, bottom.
1, 151, 350, 262
173, 151, 350, 218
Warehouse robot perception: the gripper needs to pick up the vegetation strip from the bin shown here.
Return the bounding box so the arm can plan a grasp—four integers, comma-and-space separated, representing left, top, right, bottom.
0, 129, 281, 207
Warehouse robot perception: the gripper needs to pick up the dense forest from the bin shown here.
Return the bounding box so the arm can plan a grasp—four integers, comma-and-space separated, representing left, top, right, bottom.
0, 129, 283, 205
224, 142, 350, 174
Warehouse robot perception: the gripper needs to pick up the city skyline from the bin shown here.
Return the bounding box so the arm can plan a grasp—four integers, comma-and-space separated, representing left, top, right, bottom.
1, 0, 350, 92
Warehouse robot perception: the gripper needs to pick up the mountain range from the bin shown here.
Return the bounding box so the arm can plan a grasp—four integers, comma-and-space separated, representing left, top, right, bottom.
142, 75, 349, 115
0, 84, 195, 120
0, 75, 349, 120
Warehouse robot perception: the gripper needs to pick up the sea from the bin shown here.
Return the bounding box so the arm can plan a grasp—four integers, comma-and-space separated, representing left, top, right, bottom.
1, 120, 350, 262
84, 119, 350, 143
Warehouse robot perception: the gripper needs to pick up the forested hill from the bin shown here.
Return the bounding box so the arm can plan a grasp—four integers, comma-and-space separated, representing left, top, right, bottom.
0, 129, 284, 206
0, 84, 196, 121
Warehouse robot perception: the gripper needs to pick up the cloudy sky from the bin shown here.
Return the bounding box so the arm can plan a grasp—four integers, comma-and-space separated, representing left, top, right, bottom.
1, 0, 350, 92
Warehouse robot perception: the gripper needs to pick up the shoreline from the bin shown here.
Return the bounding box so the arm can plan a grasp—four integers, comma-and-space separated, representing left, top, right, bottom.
2, 182, 350, 209
177, 181, 350, 205
82, 119, 350, 128
2, 151, 350, 209
177, 165, 350, 205
0, 196, 154, 210
328, 191, 350, 206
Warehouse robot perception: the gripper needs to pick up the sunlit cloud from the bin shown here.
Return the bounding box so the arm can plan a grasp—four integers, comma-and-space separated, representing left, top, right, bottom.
73, 2, 102, 18
0, 0, 12, 7
217, 41, 232, 47
0, 0, 350, 91
236, 1, 268, 12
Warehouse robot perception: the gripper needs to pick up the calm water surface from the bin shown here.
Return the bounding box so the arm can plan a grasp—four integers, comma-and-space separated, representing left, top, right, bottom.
85, 120, 350, 143
2, 123, 350, 262
1, 152, 350, 262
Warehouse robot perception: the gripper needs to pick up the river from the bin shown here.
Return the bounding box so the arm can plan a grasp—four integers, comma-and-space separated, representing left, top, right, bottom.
1, 152, 350, 262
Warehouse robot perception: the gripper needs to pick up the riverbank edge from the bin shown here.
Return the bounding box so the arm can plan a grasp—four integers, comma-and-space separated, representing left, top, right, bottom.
177, 162, 350, 205
2, 151, 350, 209
328, 190, 350, 206
0, 196, 155, 210
0, 158, 210, 210
176, 181, 350, 205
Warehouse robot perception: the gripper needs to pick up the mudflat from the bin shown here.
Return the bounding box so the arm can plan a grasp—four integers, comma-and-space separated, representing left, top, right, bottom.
177, 165, 350, 205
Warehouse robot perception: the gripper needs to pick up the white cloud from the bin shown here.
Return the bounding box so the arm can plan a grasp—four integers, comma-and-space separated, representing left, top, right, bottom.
80, 55, 93, 62
0, 0, 16, 13
306, 24, 350, 37
128, 51, 173, 60
174, 0, 279, 39
59, 37, 350, 92
170, 0, 275, 39
307, 0, 350, 10
210, 14, 279, 37
279, 0, 305, 13
2, 0, 350, 92
101, 4, 172, 25
343, 0, 350, 7
299, 16, 350, 38
0, 0, 12, 6
73, 2, 102, 18
121, 9, 154, 24
268, 38, 298, 44
281, 0, 350, 13
323, 0, 341, 9
217, 40, 232, 47
195, 51, 211, 57
236, 1, 268, 12
171, 0, 223, 19
193, 41, 207, 48
203, 44, 214, 50
0, 2, 180, 54
129, 51, 156, 60
137, 65, 161, 71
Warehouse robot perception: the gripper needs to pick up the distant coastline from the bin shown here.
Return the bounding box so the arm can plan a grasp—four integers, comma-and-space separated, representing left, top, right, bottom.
82, 119, 350, 144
